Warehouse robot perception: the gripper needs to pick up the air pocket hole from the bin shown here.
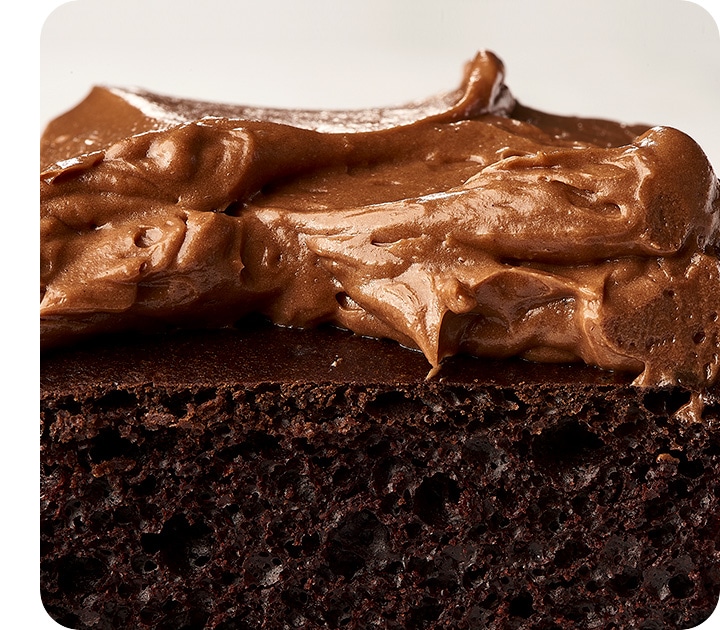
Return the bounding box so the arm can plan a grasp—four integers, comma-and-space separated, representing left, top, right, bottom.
336, 292, 360, 311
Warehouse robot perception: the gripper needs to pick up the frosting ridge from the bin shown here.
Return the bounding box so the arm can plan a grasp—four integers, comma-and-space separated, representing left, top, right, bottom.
40, 51, 720, 391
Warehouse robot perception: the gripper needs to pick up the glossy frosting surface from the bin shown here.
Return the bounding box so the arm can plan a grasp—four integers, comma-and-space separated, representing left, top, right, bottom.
40, 51, 720, 390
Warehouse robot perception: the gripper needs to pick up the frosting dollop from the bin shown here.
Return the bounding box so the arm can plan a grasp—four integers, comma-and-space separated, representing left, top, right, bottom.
40, 51, 720, 391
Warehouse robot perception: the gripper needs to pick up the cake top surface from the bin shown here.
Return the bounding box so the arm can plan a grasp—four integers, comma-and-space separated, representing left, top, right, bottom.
40, 51, 720, 395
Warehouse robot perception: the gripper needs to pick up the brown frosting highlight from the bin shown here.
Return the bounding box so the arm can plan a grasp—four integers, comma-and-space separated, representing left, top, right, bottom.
40, 51, 720, 392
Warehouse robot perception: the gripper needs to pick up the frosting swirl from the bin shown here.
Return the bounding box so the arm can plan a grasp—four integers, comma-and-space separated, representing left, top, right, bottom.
41, 51, 720, 391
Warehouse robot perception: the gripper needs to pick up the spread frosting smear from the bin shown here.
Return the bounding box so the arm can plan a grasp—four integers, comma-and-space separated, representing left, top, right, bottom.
41, 51, 720, 397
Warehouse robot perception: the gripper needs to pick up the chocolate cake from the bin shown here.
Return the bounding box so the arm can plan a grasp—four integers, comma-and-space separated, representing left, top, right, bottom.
41, 52, 720, 628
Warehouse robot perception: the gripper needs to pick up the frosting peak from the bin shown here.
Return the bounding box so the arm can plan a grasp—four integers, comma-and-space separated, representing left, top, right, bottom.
40, 52, 720, 392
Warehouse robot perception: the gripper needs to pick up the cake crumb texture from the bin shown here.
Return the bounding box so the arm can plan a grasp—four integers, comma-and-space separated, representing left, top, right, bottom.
40, 327, 720, 629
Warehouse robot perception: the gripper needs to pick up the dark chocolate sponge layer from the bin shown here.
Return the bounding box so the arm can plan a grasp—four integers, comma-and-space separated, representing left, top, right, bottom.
41, 322, 720, 629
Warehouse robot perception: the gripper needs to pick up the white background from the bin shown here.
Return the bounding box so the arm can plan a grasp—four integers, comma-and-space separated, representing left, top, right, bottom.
40, 0, 720, 170
6, 1, 720, 629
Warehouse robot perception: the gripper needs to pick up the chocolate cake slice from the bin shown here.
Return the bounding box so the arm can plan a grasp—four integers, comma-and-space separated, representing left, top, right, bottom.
40, 50, 720, 628
41, 321, 720, 628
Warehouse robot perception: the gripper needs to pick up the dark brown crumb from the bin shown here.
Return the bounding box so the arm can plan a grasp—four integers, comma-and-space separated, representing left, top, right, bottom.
41, 322, 720, 629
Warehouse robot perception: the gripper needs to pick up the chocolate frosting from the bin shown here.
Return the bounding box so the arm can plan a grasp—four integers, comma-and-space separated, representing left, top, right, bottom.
40, 51, 720, 392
